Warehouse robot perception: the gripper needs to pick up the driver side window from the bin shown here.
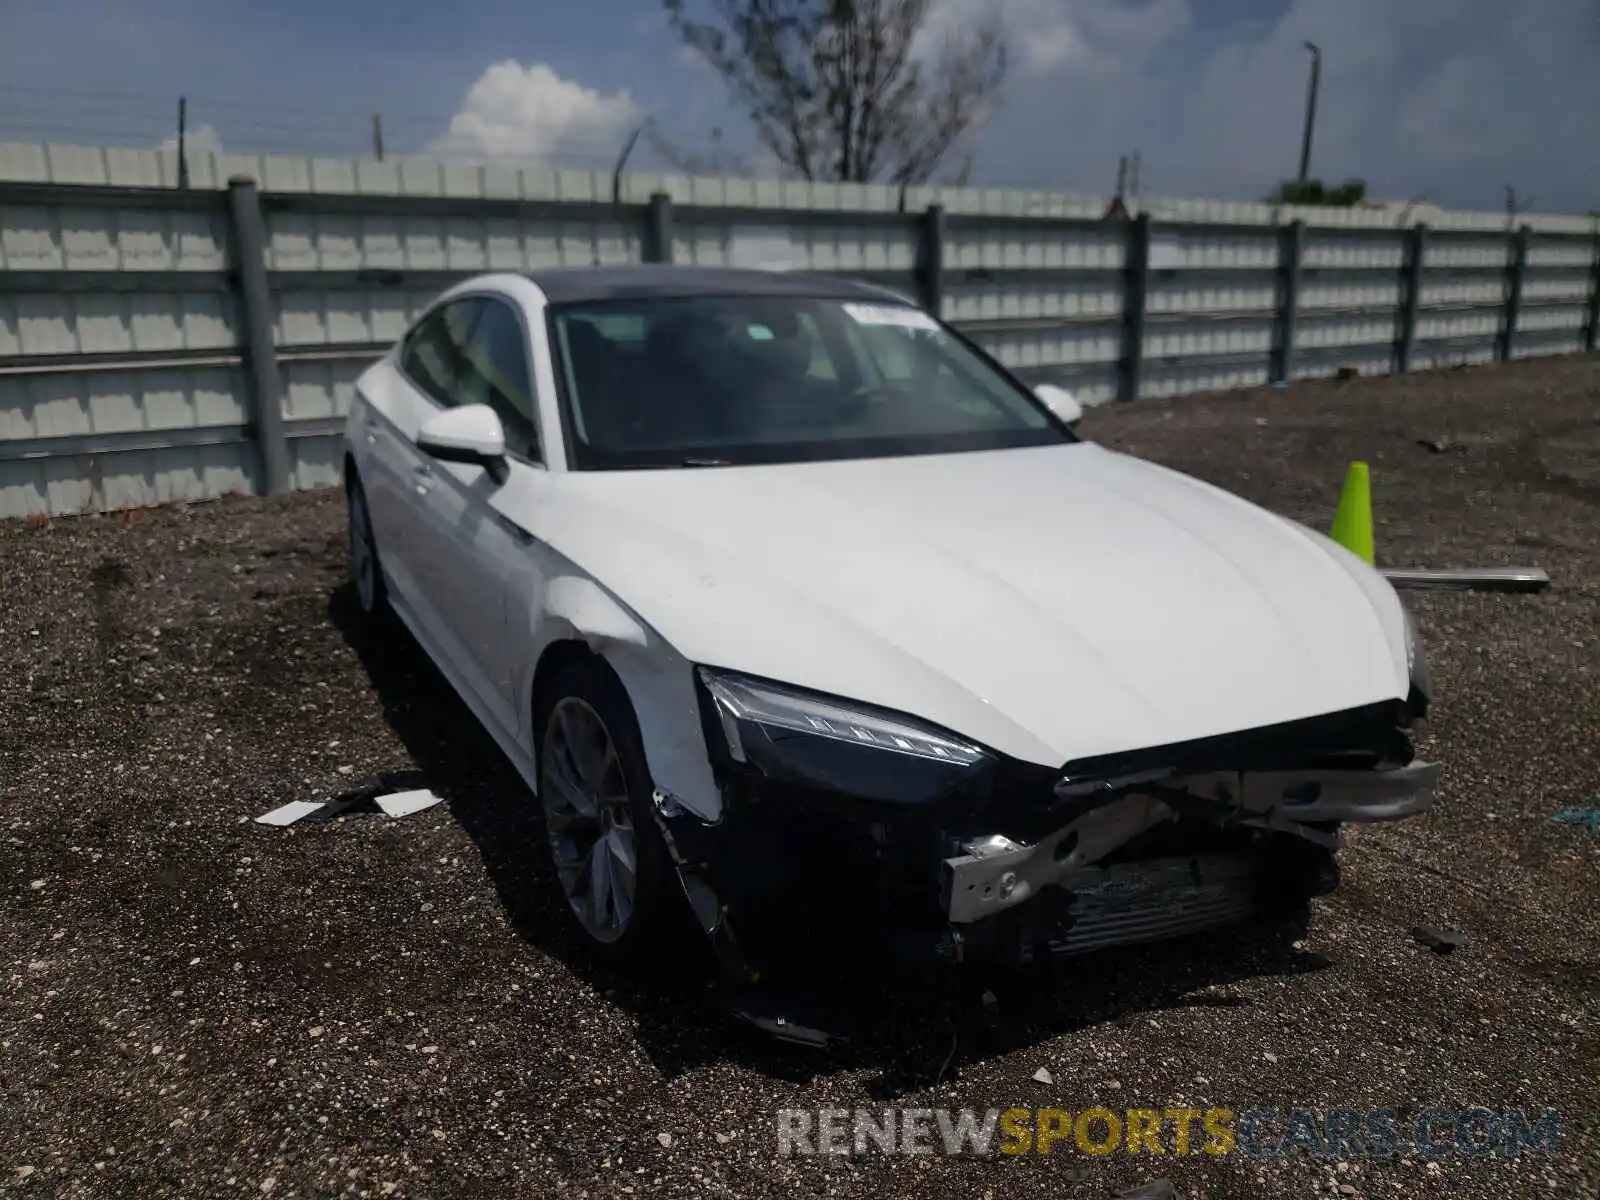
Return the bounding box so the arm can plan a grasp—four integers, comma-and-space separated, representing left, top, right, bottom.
454, 297, 541, 462
400, 299, 479, 406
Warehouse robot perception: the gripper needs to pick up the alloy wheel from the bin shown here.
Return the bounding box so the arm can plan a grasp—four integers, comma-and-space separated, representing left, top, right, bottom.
348, 485, 377, 613
541, 696, 638, 944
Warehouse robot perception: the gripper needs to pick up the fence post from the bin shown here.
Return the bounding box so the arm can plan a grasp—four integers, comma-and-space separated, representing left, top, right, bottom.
226, 176, 290, 496
1117, 214, 1151, 403
1396, 222, 1428, 373
1584, 228, 1600, 353
916, 204, 946, 316
1270, 219, 1304, 384
1497, 223, 1529, 363
644, 192, 674, 264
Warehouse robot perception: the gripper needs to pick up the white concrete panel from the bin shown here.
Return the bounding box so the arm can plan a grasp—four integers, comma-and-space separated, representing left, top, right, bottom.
0, 204, 230, 272
290, 434, 345, 491
1298, 316, 1394, 349
272, 288, 434, 347
1415, 311, 1499, 342
1517, 307, 1587, 332
946, 282, 1122, 323
1410, 343, 1497, 371
1421, 280, 1505, 307
1143, 363, 1271, 398
1291, 353, 1395, 381
1298, 281, 1401, 312
672, 220, 915, 272
1525, 242, 1594, 268
945, 228, 1122, 270
1172, 235, 1277, 270
1147, 281, 1273, 316
1302, 236, 1405, 269
1510, 333, 1584, 358
0, 207, 65, 269
0, 142, 50, 182
1521, 276, 1590, 302
970, 327, 1121, 370
1145, 322, 1272, 360
0, 440, 254, 518
282, 359, 363, 421
0, 366, 246, 443
1426, 239, 1511, 269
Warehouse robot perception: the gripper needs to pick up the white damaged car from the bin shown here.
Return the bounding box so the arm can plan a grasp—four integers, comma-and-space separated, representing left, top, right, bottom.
342, 267, 1437, 1010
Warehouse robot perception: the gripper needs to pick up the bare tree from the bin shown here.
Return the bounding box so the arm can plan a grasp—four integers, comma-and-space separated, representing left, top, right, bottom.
643, 121, 753, 176
662, 0, 1008, 184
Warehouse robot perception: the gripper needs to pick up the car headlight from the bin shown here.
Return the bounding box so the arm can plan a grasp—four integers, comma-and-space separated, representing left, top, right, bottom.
697, 668, 993, 803
1402, 605, 1432, 717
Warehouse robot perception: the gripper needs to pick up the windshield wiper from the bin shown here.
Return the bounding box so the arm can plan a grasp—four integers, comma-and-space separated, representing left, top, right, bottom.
680, 456, 733, 467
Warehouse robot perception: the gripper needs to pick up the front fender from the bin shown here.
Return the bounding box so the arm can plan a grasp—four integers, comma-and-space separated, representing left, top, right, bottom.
521, 572, 723, 823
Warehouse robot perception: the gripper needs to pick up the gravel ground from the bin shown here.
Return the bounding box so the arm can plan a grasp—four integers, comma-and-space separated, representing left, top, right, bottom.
2, 356, 1597, 1199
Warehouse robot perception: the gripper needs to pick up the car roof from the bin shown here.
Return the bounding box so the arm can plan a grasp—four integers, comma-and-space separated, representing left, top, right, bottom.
524, 265, 906, 306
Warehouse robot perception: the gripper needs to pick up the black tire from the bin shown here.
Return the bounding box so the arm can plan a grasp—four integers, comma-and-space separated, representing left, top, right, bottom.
532, 656, 677, 966
345, 472, 389, 619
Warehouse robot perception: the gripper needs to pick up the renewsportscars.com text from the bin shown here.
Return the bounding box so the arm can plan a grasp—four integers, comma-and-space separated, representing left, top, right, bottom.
776, 1106, 1563, 1159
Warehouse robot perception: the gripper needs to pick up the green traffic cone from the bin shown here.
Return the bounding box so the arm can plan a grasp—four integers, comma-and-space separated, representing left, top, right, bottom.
1330, 461, 1375, 565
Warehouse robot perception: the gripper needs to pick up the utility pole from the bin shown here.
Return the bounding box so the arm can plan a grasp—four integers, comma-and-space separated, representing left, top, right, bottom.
1104, 155, 1131, 220
176, 95, 190, 189
610, 124, 643, 204
371, 114, 385, 161
1297, 41, 1321, 183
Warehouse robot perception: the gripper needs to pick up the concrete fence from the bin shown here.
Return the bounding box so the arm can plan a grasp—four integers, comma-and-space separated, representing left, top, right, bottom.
2, 141, 1598, 519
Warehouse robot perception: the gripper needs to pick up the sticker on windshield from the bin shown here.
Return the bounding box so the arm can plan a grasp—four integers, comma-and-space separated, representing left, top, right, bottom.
842, 303, 940, 330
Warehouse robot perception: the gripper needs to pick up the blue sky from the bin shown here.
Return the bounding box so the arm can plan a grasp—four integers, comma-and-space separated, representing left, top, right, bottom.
1, 0, 1596, 211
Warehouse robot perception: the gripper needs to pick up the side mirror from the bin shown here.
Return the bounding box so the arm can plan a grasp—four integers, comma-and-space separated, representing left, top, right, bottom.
416, 404, 509, 483
1033, 383, 1083, 426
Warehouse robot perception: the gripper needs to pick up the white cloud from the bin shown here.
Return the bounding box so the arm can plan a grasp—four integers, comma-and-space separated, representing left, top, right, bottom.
1396, 57, 1517, 160
157, 122, 222, 154
960, 0, 1600, 210
432, 60, 641, 162
994, 0, 1085, 75
922, 0, 1189, 78
920, 0, 1083, 76
1017, 12, 1083, 75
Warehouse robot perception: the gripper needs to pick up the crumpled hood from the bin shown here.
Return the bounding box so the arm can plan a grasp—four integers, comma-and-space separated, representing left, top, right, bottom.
535, 443, 1411, 767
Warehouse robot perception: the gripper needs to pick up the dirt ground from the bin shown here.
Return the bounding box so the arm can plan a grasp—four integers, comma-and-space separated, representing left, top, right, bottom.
1, 356, 1597, 1199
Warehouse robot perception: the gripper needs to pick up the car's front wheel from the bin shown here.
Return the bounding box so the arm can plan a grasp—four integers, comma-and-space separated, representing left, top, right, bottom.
534, 658, 675, 962
345, 472, 388, 618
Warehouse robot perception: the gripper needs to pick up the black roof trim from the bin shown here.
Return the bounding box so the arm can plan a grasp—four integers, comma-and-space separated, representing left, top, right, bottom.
526, 265, 902, 304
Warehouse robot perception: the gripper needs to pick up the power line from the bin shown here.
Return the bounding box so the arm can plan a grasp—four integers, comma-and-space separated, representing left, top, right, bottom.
0, 82, 745, 171
0, 81, 584, 135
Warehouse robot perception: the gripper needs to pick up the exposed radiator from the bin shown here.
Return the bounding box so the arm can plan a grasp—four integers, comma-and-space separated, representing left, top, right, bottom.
1043, 855, 1259, 957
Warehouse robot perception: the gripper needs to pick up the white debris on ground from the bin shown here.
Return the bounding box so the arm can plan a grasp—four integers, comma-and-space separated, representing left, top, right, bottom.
255, 788, 443, 826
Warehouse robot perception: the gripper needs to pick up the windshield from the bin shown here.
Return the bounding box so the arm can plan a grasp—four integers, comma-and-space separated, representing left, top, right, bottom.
548, 294, 1073, 469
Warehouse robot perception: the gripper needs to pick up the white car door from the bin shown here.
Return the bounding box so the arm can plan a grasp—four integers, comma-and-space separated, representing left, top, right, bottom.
368, 296, 488, 672
408, 293, 549, 731
351, 366, 425, 602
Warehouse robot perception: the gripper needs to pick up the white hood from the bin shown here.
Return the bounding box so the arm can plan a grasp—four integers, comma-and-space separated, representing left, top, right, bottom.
537, 443, 1412, 768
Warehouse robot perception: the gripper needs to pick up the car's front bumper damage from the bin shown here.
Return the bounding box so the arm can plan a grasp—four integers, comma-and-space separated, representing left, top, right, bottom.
945, 758, 1440, 927
651, 699, 1439, 1045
